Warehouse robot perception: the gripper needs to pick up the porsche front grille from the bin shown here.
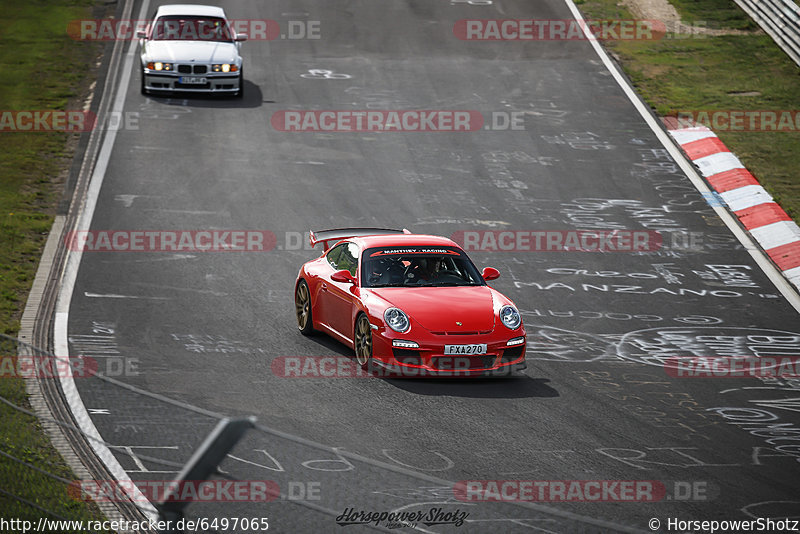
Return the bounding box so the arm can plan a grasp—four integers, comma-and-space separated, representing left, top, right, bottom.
432, 355, 497, 370
392, 349, 421, 366
501, 346, 525, 362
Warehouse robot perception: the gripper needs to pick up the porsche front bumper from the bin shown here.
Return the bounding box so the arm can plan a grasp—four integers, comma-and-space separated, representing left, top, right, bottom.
369, 325, 527, 378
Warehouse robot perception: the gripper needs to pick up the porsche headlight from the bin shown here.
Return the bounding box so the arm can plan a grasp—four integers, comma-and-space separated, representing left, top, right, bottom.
384, 308, 410, 333
499, 305, 521, 330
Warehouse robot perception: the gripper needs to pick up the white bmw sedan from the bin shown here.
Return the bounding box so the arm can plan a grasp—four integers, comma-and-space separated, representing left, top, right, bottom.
138, 4, 246, 97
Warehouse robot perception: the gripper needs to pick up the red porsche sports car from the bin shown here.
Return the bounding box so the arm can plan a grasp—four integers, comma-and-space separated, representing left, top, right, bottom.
294, 228, 527, 377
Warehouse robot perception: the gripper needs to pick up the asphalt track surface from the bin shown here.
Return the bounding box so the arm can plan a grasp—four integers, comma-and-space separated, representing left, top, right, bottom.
66, 0, 800, 532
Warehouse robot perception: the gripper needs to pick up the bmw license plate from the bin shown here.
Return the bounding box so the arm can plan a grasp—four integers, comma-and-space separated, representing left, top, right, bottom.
179, 76, 207, 84
444, 344, 487, 355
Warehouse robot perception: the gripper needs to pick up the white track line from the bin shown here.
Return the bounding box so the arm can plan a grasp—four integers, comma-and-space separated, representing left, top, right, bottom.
54, 0, 157, 519
561, 0, 800, 314
52, 0, 799, 527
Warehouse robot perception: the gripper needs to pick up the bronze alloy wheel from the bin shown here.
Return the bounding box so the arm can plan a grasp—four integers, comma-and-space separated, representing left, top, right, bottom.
354, 314, 373, 368
295, 281, 313, 335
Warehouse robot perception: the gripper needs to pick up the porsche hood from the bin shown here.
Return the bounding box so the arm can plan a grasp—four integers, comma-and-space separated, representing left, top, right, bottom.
368, 286, 501, 332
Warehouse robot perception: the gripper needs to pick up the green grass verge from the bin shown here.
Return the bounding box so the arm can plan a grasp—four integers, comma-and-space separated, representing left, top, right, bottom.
667, 0, 757, 30
578, 0, 800, 219
0, 0, 113, 529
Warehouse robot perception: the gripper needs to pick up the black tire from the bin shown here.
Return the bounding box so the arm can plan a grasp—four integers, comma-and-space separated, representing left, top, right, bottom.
295, 280, 314, 335
354, 313, 373, 370
140, 69, 147, 95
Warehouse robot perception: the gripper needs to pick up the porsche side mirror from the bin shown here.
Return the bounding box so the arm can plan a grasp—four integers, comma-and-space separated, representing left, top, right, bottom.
482, 267, 500, 281
331, 270, 356, 284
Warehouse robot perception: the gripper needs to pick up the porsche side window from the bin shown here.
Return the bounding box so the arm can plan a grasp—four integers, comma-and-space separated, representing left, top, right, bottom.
338, 243, 360, 276
326, 244, 344, 270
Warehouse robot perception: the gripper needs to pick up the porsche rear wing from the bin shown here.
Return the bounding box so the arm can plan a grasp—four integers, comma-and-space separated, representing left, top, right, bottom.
309, 227, 411, 251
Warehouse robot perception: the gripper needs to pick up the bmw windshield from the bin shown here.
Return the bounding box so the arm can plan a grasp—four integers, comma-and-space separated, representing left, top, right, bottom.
152, 16, 234, 42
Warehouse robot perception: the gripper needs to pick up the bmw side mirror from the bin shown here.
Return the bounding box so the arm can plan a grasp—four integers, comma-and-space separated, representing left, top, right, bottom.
482, 267, 500, 281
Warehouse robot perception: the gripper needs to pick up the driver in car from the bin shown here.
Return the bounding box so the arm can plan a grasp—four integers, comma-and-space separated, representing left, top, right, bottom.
406, 257, 441, 283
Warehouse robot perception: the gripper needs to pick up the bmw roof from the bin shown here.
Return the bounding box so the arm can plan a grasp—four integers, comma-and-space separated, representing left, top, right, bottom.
155, 4, 226, 18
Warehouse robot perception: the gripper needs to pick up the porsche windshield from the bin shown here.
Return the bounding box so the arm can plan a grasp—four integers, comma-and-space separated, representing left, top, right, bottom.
152, 16, 233, 41
361, 247, 485, 287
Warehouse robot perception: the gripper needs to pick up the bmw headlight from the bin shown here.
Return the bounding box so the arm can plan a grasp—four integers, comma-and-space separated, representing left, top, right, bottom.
147, 61, 173, 71
384, 308, 410, 333
499, 305, 521, 330
212, 63, 238, 72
